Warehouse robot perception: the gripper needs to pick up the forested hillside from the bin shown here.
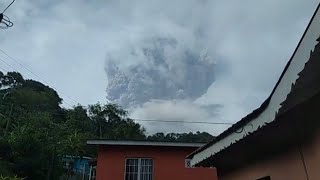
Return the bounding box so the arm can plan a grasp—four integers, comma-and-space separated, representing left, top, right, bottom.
0, 71, 214, 179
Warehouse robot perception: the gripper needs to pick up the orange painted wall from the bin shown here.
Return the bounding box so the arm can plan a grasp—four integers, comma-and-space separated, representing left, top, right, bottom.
220, 132, 320, 180
96, 145, 217, 180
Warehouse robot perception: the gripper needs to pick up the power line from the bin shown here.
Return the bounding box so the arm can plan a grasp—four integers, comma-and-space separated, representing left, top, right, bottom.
0, 55, 76, 107
0, 58, 73, 107
2, 0, 15, 14
0, 63, 9, 72
0, 48, 79, 107
0, 0, 15, 29
0, 56, 74, 108
0, 101, 233, 125
0, 51, 232, 126
55, 108, 234, 125
131, 118, 234, 125
0, 56, 19, 72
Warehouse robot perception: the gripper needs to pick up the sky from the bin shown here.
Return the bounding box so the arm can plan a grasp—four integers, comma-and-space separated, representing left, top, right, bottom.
0, 0, 319, 135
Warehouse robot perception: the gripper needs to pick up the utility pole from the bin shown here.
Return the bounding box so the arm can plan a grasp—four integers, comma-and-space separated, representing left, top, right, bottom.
0, 0, 15, 29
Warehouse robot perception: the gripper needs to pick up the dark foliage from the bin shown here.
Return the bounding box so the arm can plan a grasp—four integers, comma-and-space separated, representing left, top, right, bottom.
147, 131, 214, 143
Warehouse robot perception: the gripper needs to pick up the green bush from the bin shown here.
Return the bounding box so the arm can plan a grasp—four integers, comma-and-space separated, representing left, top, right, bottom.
0, 160, 14, 177
0, 175, 25, 180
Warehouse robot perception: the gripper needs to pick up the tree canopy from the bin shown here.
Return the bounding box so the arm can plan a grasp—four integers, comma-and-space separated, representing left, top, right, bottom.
0, 71, 214, 179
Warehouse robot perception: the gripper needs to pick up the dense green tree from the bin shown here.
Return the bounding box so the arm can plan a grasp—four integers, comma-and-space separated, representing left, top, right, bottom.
7, 112, 64, 179
63, 106, 96, 157
88, 103, 145, 139
65, 106, 94, 133
147, 132, 166, 141
110, 118, 146, 140
0, 72, 24, 89
148, 131, 214, 143
8, 80, 62, 114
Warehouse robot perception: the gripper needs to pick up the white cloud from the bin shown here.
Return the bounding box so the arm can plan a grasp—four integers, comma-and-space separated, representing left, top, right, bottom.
131, 99, 224, 135
0, 0, 319, 134
196, 0, 319, 127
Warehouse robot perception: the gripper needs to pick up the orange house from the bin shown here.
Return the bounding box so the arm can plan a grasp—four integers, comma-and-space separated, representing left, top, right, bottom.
87, 140, 217, 180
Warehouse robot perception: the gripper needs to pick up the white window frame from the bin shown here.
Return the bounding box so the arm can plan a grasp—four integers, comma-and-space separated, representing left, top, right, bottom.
185, 159, 192, 168
124, 158, 153, 180
89, 166, 96, 180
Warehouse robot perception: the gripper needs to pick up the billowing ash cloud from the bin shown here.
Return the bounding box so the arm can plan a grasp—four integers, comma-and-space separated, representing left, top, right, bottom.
105, 37, 216, 108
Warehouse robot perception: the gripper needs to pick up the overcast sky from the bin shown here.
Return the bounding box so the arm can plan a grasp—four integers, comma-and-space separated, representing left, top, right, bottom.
0, 0, 319, 135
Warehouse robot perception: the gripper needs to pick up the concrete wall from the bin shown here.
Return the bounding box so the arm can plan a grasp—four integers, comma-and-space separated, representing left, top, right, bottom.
220, 132, 320, 180
96, 145, 217, 180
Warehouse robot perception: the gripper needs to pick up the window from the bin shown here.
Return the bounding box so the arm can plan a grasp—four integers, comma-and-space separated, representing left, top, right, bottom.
125, 158, 153, 180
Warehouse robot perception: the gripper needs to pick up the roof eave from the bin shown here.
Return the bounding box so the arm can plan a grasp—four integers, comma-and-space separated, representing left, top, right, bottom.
188, 2, 320, 166
87, 140, 205, 148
